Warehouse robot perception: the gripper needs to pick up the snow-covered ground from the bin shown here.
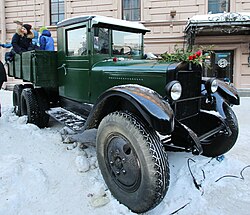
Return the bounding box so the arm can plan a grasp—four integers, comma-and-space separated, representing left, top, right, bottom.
0, 89, 250, 215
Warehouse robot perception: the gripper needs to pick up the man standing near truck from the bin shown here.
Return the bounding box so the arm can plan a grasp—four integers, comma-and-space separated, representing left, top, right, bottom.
0, 60, 6, 117
0, 61, 7, 89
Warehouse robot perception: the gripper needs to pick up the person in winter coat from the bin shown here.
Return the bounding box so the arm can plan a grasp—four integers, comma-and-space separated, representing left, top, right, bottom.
0, 61, 7, 89
39, 29, 55, 51
32, 29, 39, 48
11, 24, 34, 54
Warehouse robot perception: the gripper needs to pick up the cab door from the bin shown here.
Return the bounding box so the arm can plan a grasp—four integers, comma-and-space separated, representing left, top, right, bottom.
58, 24, 90, 103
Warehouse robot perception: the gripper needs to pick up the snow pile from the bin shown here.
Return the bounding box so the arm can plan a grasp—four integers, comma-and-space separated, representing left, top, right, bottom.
0, 155, 48, 215
0, 89, 250, 215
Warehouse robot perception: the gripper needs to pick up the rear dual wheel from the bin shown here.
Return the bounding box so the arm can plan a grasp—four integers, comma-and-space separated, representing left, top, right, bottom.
13, 84, 34, 116
20, 88, 40, 125
13, 84, 49, 128
13, 84, 24, 116
34, 88, 50, 128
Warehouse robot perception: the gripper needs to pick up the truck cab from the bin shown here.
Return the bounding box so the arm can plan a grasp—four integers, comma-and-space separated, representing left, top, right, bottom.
57, 15, 151, 103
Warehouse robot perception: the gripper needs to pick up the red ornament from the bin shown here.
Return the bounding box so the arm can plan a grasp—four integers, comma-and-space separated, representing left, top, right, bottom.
196, 50, 202, 57
113, 57, 118, 62
189, 55, 194, 60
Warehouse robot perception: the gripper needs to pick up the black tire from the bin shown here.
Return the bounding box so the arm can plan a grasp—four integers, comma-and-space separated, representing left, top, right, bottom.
20, 88, 40, 126
96, 111, 169, 213
201, 103, 239, 157
34, 88, 50, 128
13, 84, 24, 116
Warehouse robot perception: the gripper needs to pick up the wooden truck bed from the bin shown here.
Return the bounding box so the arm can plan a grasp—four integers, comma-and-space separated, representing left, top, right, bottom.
8, 50, 58, 88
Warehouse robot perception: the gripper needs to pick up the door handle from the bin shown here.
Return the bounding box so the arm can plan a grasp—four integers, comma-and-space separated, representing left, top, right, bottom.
58, 63, 67, 75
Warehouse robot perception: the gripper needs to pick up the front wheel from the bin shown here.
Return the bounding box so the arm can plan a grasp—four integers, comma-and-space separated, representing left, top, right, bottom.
96, 111, 169, 213
202, 103, 239, 157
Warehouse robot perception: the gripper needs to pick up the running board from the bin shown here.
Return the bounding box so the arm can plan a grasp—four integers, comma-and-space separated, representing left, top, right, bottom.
47, 107, 86, 133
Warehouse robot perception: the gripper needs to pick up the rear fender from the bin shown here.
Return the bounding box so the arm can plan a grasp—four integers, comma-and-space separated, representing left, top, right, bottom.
84, 84, 174, 135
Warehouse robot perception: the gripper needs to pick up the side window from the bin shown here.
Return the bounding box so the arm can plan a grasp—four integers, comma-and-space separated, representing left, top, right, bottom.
93, 28, 109, 54
67, 27, 87, 56
50, 0, 65, 25
208, 0, 229, 14
122, 0, 141, 21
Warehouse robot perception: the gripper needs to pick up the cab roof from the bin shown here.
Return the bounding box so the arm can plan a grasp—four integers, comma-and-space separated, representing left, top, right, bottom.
57, 15, 150, 33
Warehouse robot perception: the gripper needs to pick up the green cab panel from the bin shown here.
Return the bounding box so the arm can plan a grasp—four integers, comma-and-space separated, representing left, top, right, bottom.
90, 60, 171, 103
58, 57, 90, 102
57, 25, 90, 103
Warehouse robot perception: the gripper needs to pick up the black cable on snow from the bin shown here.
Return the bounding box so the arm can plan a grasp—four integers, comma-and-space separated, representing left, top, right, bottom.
187, 158, 205, 195
215, 165, 250, 182
169, 202, 191, 215
170, 159, 249, 215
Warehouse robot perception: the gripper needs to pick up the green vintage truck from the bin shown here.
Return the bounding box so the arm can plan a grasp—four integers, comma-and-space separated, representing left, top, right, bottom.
7, 15, 240, 213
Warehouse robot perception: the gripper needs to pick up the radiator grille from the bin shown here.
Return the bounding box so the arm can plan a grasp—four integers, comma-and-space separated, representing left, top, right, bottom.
175, 98, 200, 120
177, 71, 201, 99
174, 70, 201, 120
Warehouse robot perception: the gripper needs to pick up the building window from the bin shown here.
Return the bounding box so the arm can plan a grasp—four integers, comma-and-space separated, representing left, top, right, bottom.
208, 0, 229, 14
50, 0, 65, 25
122, 0, 141, 21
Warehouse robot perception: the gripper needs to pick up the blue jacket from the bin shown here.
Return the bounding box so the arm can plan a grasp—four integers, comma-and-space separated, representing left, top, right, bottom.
39, 30, 54, 51
32, 30, 39, 46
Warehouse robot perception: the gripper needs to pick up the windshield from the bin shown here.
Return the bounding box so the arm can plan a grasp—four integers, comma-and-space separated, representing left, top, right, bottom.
112, 30, 142, 56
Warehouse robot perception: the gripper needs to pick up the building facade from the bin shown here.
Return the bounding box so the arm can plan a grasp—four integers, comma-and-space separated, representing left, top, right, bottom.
0, 0, 250, 89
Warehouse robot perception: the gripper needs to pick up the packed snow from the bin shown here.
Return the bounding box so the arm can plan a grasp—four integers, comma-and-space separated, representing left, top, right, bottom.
0, 89, 250, 215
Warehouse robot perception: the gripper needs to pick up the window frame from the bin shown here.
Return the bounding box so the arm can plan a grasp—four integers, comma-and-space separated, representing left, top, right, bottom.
93, 27, 110, 55
66, 25, 88, 57
50, 0, 65, 26
112, 29, 143, 57
208, 0, 230, 14
122, 0, 141, 21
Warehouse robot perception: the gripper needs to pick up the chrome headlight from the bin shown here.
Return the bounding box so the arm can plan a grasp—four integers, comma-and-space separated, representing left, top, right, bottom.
165, 81, 182, 101
205, 78, 218, 93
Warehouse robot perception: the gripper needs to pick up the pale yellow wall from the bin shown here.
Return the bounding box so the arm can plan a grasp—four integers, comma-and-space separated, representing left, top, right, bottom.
196, 35, 250, 88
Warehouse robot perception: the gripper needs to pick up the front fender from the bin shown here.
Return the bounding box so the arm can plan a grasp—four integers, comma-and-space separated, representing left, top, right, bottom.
213, 80, 240, 119
216, 80, 240, 105
84, 84, 174, 135
201, 79, 240, 119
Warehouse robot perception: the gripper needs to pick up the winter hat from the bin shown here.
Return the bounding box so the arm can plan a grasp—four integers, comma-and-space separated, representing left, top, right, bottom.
39, 26, 48, 34
23, 24, 32, 33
